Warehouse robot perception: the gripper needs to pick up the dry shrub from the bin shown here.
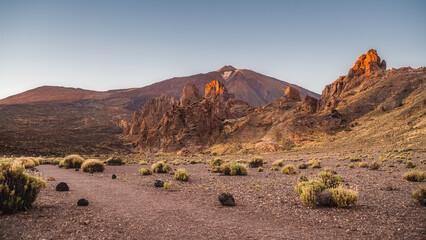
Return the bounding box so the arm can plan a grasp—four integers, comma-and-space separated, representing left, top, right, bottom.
81, 159, 105, 172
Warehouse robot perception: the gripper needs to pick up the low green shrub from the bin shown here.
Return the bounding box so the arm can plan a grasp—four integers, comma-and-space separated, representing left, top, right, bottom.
358, 162, 368, 168
412, 186, 425, 206
139, 168, 152, 175
221, 162, 247, 176
299, 173, 308, 182
248, 158, 263, 168
350, 157, 361, 162
282, 165, 297, 175
172, 160, 181, 165
174, 169, 190, 181
81, 159, 105, 172
16, 158, 36, 169
60, 155, 84, 169
105, 156, 124, 165
270, 167, 280, 171
297, 163, 308, 169
402, 170, 425, 182
139, 160, 148, 165
369, 161, 380, 170
209, 158, 224, 167
318, 171, 342, 188
307, 160, 321, 168
272, 160, 284, 167
329, 188, 359, 208
349, 164, 354, 168
294, 180, 326, 205
257, 167, 264, 172
0, 163, 46, 213
406, 161, 416, 168
151, 161, 172, 174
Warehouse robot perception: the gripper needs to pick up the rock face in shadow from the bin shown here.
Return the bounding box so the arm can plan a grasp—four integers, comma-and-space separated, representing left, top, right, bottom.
124, 80, 253, 153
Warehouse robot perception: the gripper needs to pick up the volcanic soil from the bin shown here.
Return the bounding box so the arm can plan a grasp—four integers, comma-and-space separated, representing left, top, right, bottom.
1, 150, 425, 240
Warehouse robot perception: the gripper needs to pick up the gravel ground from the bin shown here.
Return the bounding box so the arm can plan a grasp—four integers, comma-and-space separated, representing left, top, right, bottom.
0, 151, 425, 239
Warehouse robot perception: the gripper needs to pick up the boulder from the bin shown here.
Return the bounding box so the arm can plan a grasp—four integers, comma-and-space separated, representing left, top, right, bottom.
299, 95, 318, 113
154, 180, 164, 188
205, 80, 230, 100
77, 198, 89, 206
219, 193, 235, 206
56, 182, 69, 191
317, 189, 335, 207
112, 174, 117, 179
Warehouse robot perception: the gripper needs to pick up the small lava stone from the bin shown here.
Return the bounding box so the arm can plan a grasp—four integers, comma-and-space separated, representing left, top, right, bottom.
56, 182, 69, 191
77, 198, 89, 206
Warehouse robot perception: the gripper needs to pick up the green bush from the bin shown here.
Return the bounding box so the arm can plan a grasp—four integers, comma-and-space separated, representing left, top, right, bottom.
16, 158, 36, 169
209, 158, 224, 167
294, 180, 326, 205
60, 155, 84, 169
329, 188, 359, 208
350, 157, 361, 162
0, 163, 46, 213
257, 167, 264, 172
406, 161, 416, 168
358, 162, 368, 168
139, 160, 148, 165
282, 165, 297, 175
139, 168, 152, 175
270, 167, 280, 171
221, 162, 247, 176
174, 169, 190, 181
369, 161, 380, 170
318, 171, 342, 188
151, 161, 172, 174
105, 156, 124, 165
412, 186, 425, 206
297, 163, 307, 169
81, 159, 105, 172
307, 160, 321, 168
172, 160, 181, 165
248, 158, 263, 168
272, 160, 284, 167
402, 170, 425, 182
299, 173, 308, 182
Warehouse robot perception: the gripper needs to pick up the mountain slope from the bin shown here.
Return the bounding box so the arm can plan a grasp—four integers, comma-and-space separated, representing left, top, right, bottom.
0, 66, 320, 109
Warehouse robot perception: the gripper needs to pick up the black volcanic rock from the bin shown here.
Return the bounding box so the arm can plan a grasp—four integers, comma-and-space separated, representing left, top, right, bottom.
56, 182, 69, 191
77, 198, 89, 206
219, 193, 235, 206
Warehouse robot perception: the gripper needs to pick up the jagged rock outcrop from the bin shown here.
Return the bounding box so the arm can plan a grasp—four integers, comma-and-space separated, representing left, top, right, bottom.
180, 81, 202, 106
124, 80, 252, 153
299, 95, 318, 113
123, 94, 177, 136
319, 49, 387, 112
283, 87, 301, 101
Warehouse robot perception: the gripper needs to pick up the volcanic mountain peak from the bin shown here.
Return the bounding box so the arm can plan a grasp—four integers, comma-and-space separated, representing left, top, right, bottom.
352, 49, 386, 71
216, 65, 236, 73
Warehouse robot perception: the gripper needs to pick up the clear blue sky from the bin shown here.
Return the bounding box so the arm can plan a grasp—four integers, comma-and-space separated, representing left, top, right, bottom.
0, 0, 425, 99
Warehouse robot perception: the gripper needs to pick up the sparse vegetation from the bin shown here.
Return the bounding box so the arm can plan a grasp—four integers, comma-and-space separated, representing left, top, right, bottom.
307, 160, 321, 168
369, 161, 380, 170
270, 167, 280, 171
402, 170, 425, 182
139, 168, 152, 175
411, 186, 425, 206
405, 160, 416, 168
281, 165, 297, 175
60, 155, 84, 169
329, 187, 359, 208
257, 167, 264, 172
16, 158, 36, 169
358, 162, 368, 168
0, 162, 46, 213
172, 160, 181, 165
294, 180, 326, 205
151, 161, 172, 174
349, 164, 354, 168
350, 157, 361, 162
272, 160, 284, 167
139, 160, 148, 165
105, 156, 124, 165
319, 170, 342, 188
81, 159, 105, 172
221, 162, 247, 176
248, 157, 263, 168
297, 163, 307, 169
209, 158, 224, 167
174, 169, 190, 181
299, 173, 308, 182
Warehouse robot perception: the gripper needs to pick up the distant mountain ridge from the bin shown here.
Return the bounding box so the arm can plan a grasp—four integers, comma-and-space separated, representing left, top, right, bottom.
0, 66, 320, 109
